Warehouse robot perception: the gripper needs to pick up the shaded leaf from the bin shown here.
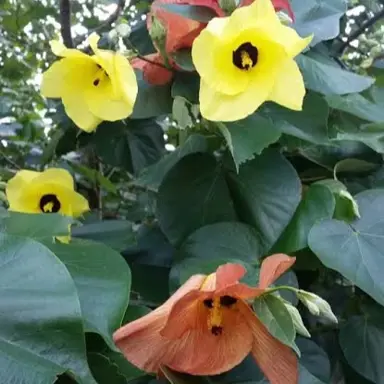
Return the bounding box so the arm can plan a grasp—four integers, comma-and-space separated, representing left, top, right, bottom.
72, 220, 136, 251
297, 55, 374, 95
157, 153, 237, 245
291, 0, 346, 46
226, 149, 301, 251
272, 185, 335, 254
217, 114, 281, 170
178, 222, 267, 262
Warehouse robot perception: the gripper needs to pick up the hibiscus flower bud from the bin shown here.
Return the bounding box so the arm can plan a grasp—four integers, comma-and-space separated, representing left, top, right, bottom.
116, 23, 132, 37
219, 0, 238, 14
149, 15, 167, 49
297, 290, 338, 324
284, 302, 311, 338
276, 10, 293, 25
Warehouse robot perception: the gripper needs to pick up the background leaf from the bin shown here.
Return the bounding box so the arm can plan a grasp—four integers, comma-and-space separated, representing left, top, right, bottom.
157, 153, 237, 245
226, 149, 301, 251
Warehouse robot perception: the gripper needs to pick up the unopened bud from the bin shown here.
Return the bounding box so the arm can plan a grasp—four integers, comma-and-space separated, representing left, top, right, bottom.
149, 15, 167, 46
277, 10, 293, 25
285, 302, 311, 338
298, 290, 338, 323
116, 23, 131, 38
108, 29, 118, 41
219, 0, 237, 14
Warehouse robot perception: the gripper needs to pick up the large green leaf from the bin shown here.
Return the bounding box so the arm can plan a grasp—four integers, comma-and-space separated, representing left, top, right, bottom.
217, 115, 281, 170
93, 119, 165, 174
308, 189, 384, 306
157, 153, 237, 245
272, 185, 335, 254
226, 149, 301, 251
339, 307, 384, 384
297, 54, 374, 95
178, 222, 267, 262
0, 211, 74, 241
135, 134, 208, 192
0, 234, 95, 384
326, 93, 384, 123
47, 239, 131, 350
253, 295, 299, 354
291, 0, 346, 46
72, 220, 136, 251
263, 92, 329, 145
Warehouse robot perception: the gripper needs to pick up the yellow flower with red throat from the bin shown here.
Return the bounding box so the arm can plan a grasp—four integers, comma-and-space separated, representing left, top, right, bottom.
41, 33, 138, 132
6, 168, 89, 242
192, 0, 313, 122
114, 254, 298, 384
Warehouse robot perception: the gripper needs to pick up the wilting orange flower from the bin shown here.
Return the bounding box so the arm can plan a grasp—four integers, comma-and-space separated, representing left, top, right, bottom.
114, 254, 297, 383
133, 0, 294, 85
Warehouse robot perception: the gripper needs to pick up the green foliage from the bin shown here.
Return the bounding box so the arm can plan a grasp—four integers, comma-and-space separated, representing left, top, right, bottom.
1, 0, 384, 383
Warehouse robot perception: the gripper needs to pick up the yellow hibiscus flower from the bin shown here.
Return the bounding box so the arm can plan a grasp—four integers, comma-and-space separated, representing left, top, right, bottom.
41, 33, 138, 132
6, 168, 89, 243
192, 0, 313, 122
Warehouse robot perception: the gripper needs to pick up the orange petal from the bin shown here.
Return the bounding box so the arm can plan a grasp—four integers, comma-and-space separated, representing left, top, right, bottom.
131, 54, 173, 85
215, 263, 247, 290
219, 283, 264, 300
113, 274, 205, 373
214, 264, 263, 299
168, 300, 253, 375
241, 303, 299, 384
161, 290, 207, 339
258, 254, 296, 289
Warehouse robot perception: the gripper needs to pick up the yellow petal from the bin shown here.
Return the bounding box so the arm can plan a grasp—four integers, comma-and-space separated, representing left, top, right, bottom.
50, 40, 90, 59
199, 75, 272, 121
192, 24, 250, 95
62, 90, 102, 132
69, 191, 90, 217
34, 168, 75, 190
270, 25, 313, 57
268, 59, 306, 111
84, 77, 134, 121
41, 58, 86, 98
226, 0, 279, 34
88, 33, 115, 78
6, 170, 39, 211
114, 54, 138, 106
57, 235, 71, 244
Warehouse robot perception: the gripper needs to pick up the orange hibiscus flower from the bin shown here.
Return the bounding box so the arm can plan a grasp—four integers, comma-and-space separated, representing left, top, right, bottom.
133, 0, 294, 85
113, 254, 298, 383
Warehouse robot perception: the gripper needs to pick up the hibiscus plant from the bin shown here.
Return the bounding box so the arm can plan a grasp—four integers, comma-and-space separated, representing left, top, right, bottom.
0, 0, 384, 383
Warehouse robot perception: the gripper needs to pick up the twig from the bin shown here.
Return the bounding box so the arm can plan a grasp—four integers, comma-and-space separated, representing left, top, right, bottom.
0, 150, 21, 170
73, 0, 126, 46
337, 8, 384, 54
59, 0, 74, 48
